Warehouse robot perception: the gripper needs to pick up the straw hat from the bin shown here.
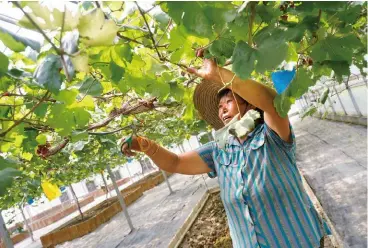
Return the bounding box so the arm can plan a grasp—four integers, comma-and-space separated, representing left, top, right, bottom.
193, 80, 225, 130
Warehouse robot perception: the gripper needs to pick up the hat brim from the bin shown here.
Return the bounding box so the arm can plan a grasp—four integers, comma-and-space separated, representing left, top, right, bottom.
193, 80, 224, 130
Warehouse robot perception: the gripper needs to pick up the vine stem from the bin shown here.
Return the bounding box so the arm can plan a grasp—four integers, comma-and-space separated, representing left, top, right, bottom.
88, 125, 137, 135
116, 32, 168, 48
156, 18, 172, 46
59, 5, 71, 82
135, 2, 162, 59
248, 2, 256, 46
297, 9, 322, 55
0, 91, 50, 137
14, 2, 60, 55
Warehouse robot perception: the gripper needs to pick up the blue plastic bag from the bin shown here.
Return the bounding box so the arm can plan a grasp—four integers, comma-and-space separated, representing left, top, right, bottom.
271, 68, 296, 94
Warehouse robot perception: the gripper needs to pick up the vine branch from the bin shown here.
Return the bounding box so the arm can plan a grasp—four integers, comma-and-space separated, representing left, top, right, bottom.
14, 2, 60, 55
248, 2, 256, 46
88, 125, 137, 135
0, 91, 50, 137
135, 2, 162, 59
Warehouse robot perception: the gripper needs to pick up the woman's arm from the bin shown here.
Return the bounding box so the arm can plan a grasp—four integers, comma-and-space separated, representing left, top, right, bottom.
121, 136, 211, 175
188, 59, 291, 142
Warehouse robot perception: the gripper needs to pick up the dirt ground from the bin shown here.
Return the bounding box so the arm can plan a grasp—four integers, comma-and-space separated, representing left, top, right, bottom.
179, 192, 232, 248
178, 191, 335, 248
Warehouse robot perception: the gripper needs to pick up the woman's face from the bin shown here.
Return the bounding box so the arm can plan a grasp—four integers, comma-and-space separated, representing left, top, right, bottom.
218, 92, 248, 125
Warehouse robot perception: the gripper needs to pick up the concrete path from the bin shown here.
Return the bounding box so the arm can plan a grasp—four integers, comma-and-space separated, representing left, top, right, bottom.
291, 116, 367, 248
57, 174, 218, 248
14, 172, 161, 248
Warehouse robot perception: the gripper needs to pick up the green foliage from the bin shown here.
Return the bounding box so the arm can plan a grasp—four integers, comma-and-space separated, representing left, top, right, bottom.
0, 1, 366, 208
0, 168, 21, 196
0, 52, 9, 74
33, 55, 62, 93
0, 27, 41, 52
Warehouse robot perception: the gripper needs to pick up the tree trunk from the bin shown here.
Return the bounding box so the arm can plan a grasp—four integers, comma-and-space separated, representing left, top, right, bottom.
69, 184, 84, 220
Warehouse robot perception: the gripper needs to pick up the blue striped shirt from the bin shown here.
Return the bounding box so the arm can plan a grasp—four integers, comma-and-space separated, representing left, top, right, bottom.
196, 123, 330, 248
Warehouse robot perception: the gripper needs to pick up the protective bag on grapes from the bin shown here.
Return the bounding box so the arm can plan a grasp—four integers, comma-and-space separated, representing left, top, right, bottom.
41, 181, 61, 201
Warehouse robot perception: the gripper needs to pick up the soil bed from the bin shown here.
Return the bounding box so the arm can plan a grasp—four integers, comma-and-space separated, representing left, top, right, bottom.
58, 197, 118, 230
179, 192, 232, 248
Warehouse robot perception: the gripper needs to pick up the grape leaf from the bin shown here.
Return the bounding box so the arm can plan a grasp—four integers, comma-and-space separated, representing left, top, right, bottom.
71, 54, 89, 73
110, 61, 125, 84
319, 88, 330, 104
0, 52, 9, 74
111, 44, 133, 67
255, 39, 288, 73
78, 9, 118, 46
162, 2, 234, 38
169, 81, 185, 101
232, 41, 257, 79
36, 134, 47, 145
0, 168, 21, 197
34, 103, 49, 118
300, 105, 318, 119
72, 108, 90, 128
71, 131, 88, 142
55, 89, 78, 105
33, 54, 62, 94
209, 39, 235, 66
47, 104, 75, 136
0, 30, 24, 52
322, 60, 350, 83
78, 77, 103, 96
228, 13, 249, 42
311, 34, 363, 64
0, 157, 19, 170
256, 4, 280, 24
0, 26, 40, 52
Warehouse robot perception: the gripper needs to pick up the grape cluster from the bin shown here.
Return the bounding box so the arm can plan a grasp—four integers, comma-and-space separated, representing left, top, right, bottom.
36, 143, 50, 159
280, 1, 295, 21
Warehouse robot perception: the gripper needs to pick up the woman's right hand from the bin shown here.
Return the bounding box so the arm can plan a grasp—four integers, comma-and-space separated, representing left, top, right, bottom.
120, 135, 141, 157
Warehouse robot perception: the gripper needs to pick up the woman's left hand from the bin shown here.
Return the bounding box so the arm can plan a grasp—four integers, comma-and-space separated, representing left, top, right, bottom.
187, 59, 221, 82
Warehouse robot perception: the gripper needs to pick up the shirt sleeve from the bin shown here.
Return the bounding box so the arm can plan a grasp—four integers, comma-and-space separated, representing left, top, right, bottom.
194, 141, 217, 178
263, 122, 295, 151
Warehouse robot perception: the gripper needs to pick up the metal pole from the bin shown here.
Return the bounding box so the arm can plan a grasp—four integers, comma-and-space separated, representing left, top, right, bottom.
180, 144, 185, 153
327, 94, 336, 115
313, 91, 324, 117
195, 136, 201, 147
106, 164, 134, 232
302, 95, 309, 108
0, 210, 14, 248
177, 145, 183, 154
161, 170, 173, 195
126, 164, 134, 182
332, 84, 348, 115
187, 139, 193, 150
19, 205, 34, 242
345, 81, 362, 116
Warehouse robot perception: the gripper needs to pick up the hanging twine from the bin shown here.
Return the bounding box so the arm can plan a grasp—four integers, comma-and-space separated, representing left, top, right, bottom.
217, 66, 242, 119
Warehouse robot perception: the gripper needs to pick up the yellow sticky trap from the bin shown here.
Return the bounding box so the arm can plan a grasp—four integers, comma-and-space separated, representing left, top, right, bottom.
41, 181, 61, 201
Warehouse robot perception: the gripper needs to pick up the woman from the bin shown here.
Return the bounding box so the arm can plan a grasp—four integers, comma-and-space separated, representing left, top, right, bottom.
121, 59, 330, 247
